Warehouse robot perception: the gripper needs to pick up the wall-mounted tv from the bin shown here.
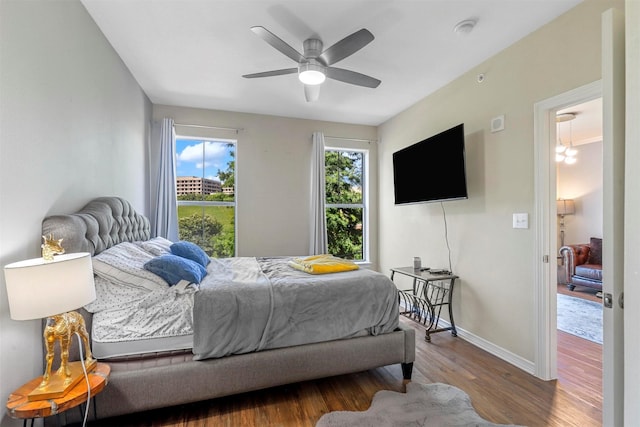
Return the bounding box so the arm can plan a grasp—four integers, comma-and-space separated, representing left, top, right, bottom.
393, 123, 468, 205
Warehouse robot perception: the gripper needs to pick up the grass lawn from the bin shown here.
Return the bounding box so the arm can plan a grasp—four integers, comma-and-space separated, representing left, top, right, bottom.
177, 204, 235, 242
178, 205, 234, 231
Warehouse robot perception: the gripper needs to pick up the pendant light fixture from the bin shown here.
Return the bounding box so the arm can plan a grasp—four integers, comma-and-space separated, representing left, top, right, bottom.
555, 113, 578, 164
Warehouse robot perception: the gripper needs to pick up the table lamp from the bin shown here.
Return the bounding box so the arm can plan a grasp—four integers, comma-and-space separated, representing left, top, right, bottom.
3, 237, 97, 401
557, 199, 575, 247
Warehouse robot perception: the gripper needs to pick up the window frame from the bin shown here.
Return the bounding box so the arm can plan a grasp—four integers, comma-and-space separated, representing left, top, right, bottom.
175, 135, 237, 257
324, 146, 370, 263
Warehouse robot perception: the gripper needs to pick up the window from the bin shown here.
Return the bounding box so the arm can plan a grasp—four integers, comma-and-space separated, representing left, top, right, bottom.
175, 137, 236, 257
325, 148, 368, 261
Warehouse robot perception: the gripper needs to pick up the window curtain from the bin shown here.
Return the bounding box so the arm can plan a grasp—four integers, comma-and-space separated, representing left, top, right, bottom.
310, 131, 328, 255
150, 117, 179, 241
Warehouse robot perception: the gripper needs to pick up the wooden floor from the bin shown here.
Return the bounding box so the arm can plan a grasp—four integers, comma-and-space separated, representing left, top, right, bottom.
557, 281, 602, 303
555, 283, 603, 424
82, 300, 603, 427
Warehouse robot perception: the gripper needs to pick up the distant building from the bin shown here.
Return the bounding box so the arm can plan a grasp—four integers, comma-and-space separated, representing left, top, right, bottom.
222, 187, 234, 195
176, 176, 222, 195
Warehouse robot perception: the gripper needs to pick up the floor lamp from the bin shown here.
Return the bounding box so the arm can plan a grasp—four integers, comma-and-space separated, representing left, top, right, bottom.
557, 199, 575, 247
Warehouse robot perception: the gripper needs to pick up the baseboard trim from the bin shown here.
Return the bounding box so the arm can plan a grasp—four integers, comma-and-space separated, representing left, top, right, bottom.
433, 319, 536, 375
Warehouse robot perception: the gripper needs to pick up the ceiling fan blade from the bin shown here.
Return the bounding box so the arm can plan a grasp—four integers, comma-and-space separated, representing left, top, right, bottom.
242, 68, 298, 79
326, 67, 381, 88
319, 29, 374, 66
304, 84, 320, 102
250, 26, 305, 63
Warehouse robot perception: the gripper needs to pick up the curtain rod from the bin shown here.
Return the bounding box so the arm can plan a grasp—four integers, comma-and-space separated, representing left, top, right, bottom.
174, 123, 243, 133
325, 135, 376, 144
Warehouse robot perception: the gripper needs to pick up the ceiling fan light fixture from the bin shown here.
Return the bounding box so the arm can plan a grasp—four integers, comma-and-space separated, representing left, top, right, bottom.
299, 63, 326, 85
246, 26, 379, 99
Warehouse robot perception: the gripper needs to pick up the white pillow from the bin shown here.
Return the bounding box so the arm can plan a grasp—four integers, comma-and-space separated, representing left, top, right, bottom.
92, 242, 168, 291
133, 236, 174, 256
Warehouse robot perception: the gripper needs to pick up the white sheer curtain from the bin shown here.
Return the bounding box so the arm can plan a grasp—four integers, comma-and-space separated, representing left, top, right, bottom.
310, 131, 328, 254
150, 117, 179, 241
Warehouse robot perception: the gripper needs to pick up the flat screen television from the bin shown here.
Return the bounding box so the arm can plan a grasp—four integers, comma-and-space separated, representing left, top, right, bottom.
393, 123, 468, 205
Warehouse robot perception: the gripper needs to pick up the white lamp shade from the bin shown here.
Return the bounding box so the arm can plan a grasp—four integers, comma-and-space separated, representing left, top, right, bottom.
4, 252, 95, 320
556, 199, 576, 216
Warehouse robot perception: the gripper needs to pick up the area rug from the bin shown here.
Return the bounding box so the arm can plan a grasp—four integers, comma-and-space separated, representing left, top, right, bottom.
315, 382, 524, 427
557, 293, 602, 344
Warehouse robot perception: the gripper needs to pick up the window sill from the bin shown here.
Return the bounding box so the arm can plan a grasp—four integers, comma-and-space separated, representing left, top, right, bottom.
355, 261, 372, 269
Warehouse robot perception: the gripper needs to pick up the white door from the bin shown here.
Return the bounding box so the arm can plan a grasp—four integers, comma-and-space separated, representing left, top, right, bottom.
601, 8, 625, 427
622, 1, 640, 425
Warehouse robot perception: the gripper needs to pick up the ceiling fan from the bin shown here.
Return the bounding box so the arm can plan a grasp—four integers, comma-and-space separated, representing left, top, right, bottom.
242, 26, 381, 102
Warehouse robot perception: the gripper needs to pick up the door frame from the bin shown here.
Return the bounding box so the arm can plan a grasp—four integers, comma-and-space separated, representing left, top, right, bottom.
533, 80, 602, 381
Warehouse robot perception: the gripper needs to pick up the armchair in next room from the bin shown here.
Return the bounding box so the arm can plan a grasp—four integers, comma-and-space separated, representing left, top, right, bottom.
559, 237, 603, 292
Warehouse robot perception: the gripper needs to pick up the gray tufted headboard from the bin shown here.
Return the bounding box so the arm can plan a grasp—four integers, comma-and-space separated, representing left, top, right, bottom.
42, 197, 151, 256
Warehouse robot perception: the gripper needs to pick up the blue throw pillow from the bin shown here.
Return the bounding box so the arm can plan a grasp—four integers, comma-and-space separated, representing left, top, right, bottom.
144, 254, 207, 286
170, 241, 210, 267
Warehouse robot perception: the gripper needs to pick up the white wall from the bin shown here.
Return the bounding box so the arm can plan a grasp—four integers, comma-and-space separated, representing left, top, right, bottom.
378, 0, 622, 364
152, 105, 378, 265
557, 141, 604, 245
0, 1, 151, 424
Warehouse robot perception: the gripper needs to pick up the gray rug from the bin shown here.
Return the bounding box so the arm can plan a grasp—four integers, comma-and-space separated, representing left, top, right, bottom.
316, 382, 524, 427
557, 293, 602, 344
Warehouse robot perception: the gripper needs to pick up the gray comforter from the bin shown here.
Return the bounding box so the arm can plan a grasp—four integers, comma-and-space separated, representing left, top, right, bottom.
192, 257, 399, 360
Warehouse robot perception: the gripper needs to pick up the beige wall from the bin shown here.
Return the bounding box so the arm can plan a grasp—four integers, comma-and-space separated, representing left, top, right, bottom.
557, 140, 604, 245
152, 105, 378, 264
378, 0, 622, 364
0, 1, 151, 423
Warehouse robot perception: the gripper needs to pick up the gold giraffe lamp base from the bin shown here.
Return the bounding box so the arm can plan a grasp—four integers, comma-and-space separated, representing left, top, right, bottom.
28, 360, 97, 401
30, 310, 97, 402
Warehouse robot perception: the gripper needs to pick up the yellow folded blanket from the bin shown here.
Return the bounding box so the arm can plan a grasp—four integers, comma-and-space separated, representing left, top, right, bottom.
289, 254, 359, 274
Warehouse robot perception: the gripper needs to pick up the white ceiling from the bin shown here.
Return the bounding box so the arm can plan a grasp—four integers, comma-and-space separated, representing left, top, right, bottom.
558, 98, 603, 145
81, 0, 582, 126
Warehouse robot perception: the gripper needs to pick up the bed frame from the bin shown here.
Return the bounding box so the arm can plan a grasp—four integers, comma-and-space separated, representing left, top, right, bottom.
41, 197, 415, 421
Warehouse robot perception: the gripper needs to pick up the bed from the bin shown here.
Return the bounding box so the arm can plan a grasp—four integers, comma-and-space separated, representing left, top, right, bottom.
41, 197, 415, 421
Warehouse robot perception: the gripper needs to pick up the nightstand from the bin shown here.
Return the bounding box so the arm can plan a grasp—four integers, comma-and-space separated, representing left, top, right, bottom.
7, 362, 110, 426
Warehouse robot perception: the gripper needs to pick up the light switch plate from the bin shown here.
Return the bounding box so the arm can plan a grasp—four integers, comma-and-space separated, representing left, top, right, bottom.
513, 213, 528, 229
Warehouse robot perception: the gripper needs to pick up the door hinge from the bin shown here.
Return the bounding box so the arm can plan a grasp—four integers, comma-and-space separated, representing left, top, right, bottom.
543, 255, 549, 263
603, 292, 624, 309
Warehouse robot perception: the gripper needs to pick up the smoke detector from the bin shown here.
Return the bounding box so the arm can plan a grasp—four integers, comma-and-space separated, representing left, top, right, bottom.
453, 19, 477, 36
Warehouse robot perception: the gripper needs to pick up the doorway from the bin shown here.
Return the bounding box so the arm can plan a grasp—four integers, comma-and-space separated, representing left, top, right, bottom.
532, 80, 602, 382
554, 98, 603, 411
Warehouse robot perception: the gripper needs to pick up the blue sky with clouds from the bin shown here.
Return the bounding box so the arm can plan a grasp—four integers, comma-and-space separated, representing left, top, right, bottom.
176, 138, 234, 182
